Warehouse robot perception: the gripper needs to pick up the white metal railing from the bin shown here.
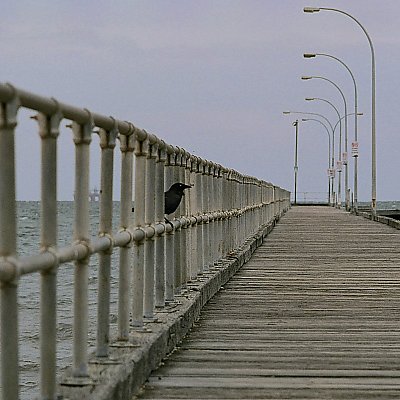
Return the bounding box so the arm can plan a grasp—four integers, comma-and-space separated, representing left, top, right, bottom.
0, 82, 290, 400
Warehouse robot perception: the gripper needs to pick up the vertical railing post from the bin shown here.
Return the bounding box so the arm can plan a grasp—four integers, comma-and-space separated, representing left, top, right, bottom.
155, 144, 167, 308
245, 177, 248, 237
36, 108, 62, 399
196, 158, 205, 274
176, 148, 186, 290
277, 187, 282, 215
181, 149, 191, 286
263, 181, 269, 224
208, 163, 216, 267
209, 163, 216, 267
0, 92, 19, 400
132, 130, 148, 328
144, 136, 158, 319
261, 182, 266, 225
229, 170, 235, 255
240, 175, 246, 244
226, 170, 234, 254
247, 178, 251, 235
269, 184, 274, 223
212, 165, 218, 261
71, 114, 93, 378
233, 172, 239, 249
243, 176, 248, 240
215, 165, 222, 261
238, 173, 242, 247
173, 148, 182, 293
249, 178, 253, 234
242, 176, 247, 240
259, 181, 262, 225
265, 183, 270, 224
96, 122, 118, 357
253, 179, 258, 232
255, 179, 260, 232
118, 129, 135, 341
221, 168, 229, 258
254, 179, 258, 230
164, 147, 175, 302
259, 180, 264, 226
189, 155, 198, 280
202, 161, 210, 271
250, 178, 254, 235
235, 172, 241, 249
241, 175, 245, 240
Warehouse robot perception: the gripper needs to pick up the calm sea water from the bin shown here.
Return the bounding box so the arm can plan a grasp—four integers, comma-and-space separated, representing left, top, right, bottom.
8, 200, 400, 399
15, 201, 122, 400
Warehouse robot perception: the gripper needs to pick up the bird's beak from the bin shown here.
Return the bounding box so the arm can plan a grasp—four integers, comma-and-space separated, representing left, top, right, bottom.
182, 184, 192, 195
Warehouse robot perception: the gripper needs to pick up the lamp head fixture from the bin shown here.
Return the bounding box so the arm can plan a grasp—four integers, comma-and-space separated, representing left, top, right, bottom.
301, 76, 313, 80
303, 7, 321, 13
303, 53, 316, 58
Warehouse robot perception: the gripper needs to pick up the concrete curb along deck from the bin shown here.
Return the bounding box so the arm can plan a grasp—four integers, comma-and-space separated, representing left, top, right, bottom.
357, 211, 400, 230
58, 210, 286, 400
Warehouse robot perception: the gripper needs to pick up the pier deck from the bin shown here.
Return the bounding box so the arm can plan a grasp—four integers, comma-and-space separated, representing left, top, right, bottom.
136, 206, 400, 399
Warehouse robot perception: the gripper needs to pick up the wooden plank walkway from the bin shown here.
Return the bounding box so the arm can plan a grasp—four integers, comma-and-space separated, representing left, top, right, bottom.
135, 206, 400, 399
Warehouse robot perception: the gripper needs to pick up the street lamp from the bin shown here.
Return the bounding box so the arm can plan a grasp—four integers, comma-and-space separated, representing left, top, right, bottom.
305, 97, 341, 205
304, 53, 359, 211
302, 75, 349, 208
301, 118, 332, 204
303, 53, 358, 211
333, 112, 364, 208
293, 120, 299, 205
283, 110, 334, 137
284, 111, 335, 204
304, 6, 376, 214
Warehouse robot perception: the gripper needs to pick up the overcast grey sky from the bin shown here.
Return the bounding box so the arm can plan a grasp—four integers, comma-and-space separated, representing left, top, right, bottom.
2, 0, 400, 201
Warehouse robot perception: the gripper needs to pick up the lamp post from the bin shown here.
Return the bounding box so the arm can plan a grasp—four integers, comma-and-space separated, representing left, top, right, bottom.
284, 111, 335, 204
333, 112, 364, 208
302, 76, 349, 208
304, 6, 376, 214
305, 97, 342, 207
293, 120, 299, 205
301, 118, 332, 204
304, 53, 359, 211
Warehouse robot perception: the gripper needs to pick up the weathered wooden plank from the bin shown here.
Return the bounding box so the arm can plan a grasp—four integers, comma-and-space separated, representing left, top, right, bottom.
135, 207, 400, 399
146, 375, 400, 389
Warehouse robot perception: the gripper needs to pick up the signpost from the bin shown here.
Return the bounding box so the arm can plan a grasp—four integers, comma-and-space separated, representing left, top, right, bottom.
352, 141, 359, 157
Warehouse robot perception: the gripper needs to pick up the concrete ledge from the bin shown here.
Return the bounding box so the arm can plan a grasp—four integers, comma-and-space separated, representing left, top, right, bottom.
58, 210, 286, 400
357, 211, 400, 230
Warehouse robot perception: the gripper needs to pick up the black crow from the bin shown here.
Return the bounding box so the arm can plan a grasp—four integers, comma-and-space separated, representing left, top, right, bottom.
164, 183, 191, 215
131, 183, 191, 217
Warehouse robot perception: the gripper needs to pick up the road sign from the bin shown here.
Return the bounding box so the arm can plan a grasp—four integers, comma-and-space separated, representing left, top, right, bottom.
351, 141, 359, 157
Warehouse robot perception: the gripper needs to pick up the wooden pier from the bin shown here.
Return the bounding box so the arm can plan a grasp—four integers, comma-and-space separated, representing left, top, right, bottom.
136, 206, 400, 399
